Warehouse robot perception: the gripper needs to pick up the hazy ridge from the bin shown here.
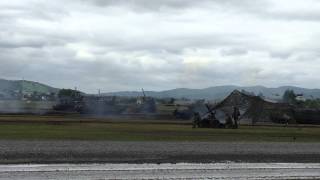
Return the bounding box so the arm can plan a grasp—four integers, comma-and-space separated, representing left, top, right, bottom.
0, 79, 58, 96
1, 79, 320, 100
103, 85, 320, 100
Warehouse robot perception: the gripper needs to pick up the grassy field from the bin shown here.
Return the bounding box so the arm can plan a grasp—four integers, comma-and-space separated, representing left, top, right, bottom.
0, 115, 319, 142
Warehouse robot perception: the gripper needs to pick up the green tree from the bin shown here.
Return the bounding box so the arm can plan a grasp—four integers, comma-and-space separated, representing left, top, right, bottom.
58, 89, 82, 99
258, 92, 264, 98
282, 89, 297, 105
303, 99, 320, 109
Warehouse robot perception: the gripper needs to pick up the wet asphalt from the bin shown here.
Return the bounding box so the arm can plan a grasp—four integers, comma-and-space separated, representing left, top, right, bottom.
0, 140, 320, 164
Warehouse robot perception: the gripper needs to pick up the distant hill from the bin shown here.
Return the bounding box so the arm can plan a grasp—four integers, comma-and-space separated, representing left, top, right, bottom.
0, 79, 58, 98
1, 78, 320, 101
103, 85, 320, 101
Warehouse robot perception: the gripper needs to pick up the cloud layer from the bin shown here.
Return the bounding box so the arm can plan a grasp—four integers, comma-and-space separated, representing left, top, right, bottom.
1, 0, 320, 93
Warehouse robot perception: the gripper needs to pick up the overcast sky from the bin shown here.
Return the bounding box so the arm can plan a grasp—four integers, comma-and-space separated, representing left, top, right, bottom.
1, 0, 320, 93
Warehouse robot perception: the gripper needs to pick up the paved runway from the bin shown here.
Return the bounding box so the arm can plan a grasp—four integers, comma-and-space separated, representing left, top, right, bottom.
1, 140, 320, 163
1, 163, 320, 179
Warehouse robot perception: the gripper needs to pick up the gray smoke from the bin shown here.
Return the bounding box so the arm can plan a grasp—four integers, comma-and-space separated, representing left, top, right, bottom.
0, 100, 57, 114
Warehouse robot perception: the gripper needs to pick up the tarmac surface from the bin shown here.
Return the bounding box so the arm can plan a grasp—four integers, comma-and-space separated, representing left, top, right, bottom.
1, 163, 320, 179
0, 140, 320, 164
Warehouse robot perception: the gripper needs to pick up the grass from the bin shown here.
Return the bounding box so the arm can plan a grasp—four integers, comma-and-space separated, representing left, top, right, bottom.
0, 115, 319, 142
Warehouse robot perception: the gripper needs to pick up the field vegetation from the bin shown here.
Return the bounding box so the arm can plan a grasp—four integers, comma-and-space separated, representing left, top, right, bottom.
0, 115, 319, 142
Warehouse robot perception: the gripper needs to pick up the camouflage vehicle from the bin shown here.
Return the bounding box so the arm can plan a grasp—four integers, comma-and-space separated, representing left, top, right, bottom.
193, 104, 225, 128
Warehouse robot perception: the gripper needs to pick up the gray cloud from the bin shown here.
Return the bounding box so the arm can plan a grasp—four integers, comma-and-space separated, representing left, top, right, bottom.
220, 48, 248, 56
0, 0, 320, 93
